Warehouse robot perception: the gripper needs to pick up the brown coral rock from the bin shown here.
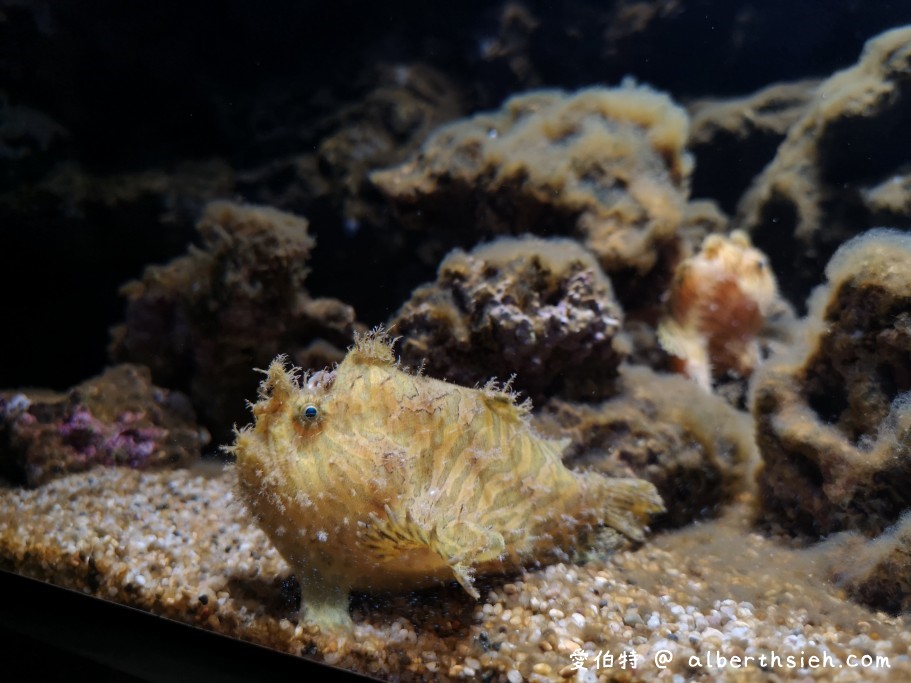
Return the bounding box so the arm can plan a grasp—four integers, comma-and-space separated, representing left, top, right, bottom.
753, 229, 911, 539
736, 27, 911, 305
110, 200, 359, 442
1, 158, 236, 229
315, 63, 464, 226
0, 365, 201, 487
371, 85, 692, 289
833, 513, 911, 615
834, 514, 911, 614
537, 365, 757, 526
862, 170, 911, 226
390, 236, 624, 402
687, 79, 819, 212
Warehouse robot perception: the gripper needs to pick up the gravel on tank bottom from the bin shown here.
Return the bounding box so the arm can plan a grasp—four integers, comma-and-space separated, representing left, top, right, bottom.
0, 466, 907, 682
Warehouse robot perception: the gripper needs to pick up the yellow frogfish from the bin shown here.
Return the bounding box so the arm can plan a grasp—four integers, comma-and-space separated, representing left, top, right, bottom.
230, 329, 663, 632
658, 230, 778, 390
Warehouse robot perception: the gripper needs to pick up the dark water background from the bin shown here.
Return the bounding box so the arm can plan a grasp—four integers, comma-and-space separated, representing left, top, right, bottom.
2, 0, 911, 389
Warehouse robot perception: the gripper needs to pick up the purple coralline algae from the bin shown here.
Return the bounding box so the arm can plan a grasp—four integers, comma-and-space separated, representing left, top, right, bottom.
0, 364, 202, 487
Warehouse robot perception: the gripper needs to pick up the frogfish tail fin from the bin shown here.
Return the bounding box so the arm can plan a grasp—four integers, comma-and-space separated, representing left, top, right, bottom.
598, 477, 665, 542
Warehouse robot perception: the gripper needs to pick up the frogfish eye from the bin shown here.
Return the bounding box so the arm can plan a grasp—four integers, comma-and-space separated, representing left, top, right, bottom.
301, 404, 319, 421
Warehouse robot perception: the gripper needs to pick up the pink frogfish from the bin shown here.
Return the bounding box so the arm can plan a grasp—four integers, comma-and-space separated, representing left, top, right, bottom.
658, 230, 779, 390
230, 329, 663, 632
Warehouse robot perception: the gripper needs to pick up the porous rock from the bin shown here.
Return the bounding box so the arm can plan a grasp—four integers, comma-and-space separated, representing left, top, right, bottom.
536, 365, 758, 526
736, 26, 911, 306
862, 170, 911, 226
371, 84, 693, 296
315, 63, 464, 226
687, 79, 819, 213
831, 512, 911, 615
390, 236, 624, 402
0, 365, 202, 487
110, 200, 359, 442
753, 229, 911, 539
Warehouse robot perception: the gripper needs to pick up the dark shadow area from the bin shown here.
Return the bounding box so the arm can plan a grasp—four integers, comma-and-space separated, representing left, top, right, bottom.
0, 570, 374, 682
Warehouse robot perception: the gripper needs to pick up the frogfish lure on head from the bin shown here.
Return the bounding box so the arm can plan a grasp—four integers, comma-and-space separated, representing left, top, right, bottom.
229, 328, 664, 632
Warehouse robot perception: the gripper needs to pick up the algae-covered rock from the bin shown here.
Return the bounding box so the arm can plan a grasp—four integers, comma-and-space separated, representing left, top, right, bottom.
687, 79, 819, 213
538, 365, 758, 526
832, 513, 911, 615
315, 63, 464, 227
0, 365, 202, 487
110, 200, 359, 442
753, 229, 911, 539
371, 84, 692, 290
862, 170, 911, 227
390, 236, 624, 402
736, 27, 911, 305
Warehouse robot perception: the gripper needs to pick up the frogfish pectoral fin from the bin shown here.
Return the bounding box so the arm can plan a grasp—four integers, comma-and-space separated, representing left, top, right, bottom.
362, 507, 506, 600
361, 504, 432, 561
449, 562, 480, 599
657, 318, 712, 389
430, 520, 506, 600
